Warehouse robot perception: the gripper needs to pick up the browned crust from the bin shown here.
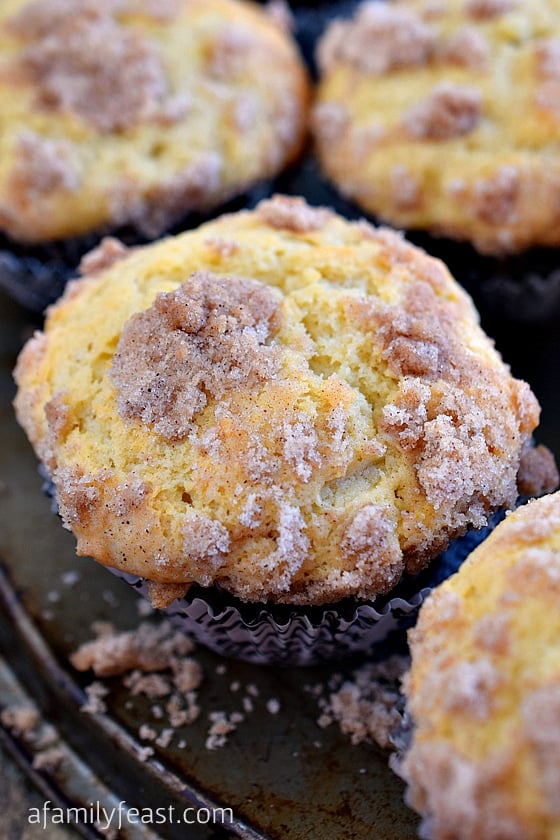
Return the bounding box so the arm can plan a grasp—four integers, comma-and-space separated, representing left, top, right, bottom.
13, 196, 543, 605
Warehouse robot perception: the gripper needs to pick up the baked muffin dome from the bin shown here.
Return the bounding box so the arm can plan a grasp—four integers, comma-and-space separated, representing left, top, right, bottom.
313, 0, 560, 255
0, 0, 309, 243
401, 490, 560, 840
14, 196, 540, 605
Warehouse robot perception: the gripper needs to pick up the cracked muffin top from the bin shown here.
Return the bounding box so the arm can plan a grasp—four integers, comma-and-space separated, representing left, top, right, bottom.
0, 0, 309, 243
400, 489, 560, 840
14, 196, 541, 605
313, 0, 560, 255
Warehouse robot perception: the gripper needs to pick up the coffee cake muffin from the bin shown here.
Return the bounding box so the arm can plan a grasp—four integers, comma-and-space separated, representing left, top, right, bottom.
13, 195, 543, 659
0, 0, 309, 308
398, 490, 560, 840
313, 0, 560, 256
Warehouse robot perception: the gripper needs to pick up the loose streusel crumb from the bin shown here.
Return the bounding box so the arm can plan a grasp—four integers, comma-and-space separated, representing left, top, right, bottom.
317, 656, 408, 749
70, 619, 195, 676
1, 705, 40, 736
81, 681, 109, 715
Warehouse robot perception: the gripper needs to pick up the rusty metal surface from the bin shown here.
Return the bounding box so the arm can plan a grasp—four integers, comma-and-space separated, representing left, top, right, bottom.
0, 284, 424, 840
2, 2, 560, 836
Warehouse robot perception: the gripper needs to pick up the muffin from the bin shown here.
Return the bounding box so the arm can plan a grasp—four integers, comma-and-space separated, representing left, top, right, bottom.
312, 0, 560, 257
0, 0, 309, 307
398, 490, 560, 840
13, 195, 542, 662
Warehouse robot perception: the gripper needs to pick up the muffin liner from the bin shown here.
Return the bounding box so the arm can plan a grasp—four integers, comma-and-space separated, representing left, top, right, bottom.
38, 464, 514, 666
273, 152, 560, 327
0, 187, 272, 313
105, 513, 505, 666
109, 573, 432, 667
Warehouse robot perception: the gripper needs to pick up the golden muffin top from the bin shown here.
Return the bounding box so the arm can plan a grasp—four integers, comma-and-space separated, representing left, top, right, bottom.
313, 0, 560, 255
401, 489, 560, 840
14, 196, 540, 605
0, 0, 309, 243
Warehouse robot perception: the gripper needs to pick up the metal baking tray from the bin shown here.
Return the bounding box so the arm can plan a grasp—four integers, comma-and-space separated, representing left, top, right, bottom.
2, 2, 560, 838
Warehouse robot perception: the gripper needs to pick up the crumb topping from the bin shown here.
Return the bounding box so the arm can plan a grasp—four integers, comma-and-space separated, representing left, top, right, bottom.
115, 155, 222, 239
256, 195, 332, 233
521, 684, 560, 816
205, 23, 258, 80
204, 236, 240, 258
182, 512, 230, 584
6, 131, 80, 207
9, 0, 177, 133
535, 39, 560, 79
13, 198, 542, 604
438, 27, 490, 69
341, 505, 404, 595
316, 3, 436, 76
79, 237, 130, 276
264, 0, 294, 34
403, 82, 482, 141
464, 0, 516, 19
517, 444, 559, 497
400, 741, 527, 840
311, 101, 350, 145
471, 166, 520, 224
389, 165, 423, 211
111, 272, 282, 441
126, 0, 182, 22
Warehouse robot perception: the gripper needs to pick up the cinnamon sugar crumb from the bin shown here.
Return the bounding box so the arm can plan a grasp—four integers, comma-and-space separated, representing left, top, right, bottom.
464, 0, 516, 19
182, 512, 230, 584
256, 195, 332, 233
9, 0, 177, 133
1, 705, 40, 736
205, 24, 257, 80
403, 83, 482, 141
124, 671, 171, 698
265, 0, 294, 34
111, 272, 282, 441
438, 27, 489, 69
317, 656, 408, 749
517, 445, 559, 497
115, 154, 222, 239
521, 684, 560, 815
69, 619, 195, 676
389, 165, 422, 211
139, 723, 157, 741
317, 4, 436, 76
311, 102, 349, 144
472, 166, 520, 225
8, 131, 80, 200
205, 711, 244, 750
341, 505, 404, 595
79, 237, 129, 277
204, 236, 240, 258
81, 681, 109, 714
535, 39, 560, 79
